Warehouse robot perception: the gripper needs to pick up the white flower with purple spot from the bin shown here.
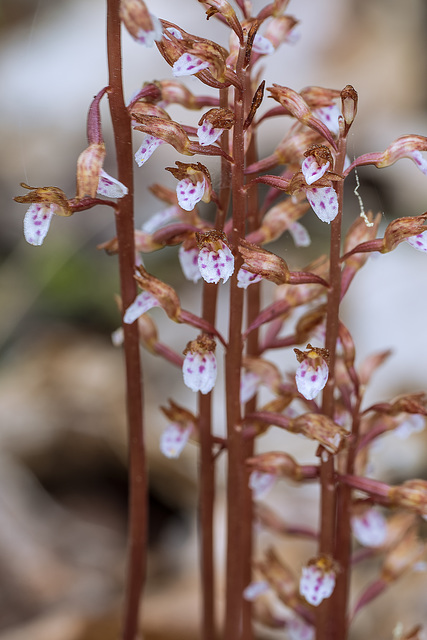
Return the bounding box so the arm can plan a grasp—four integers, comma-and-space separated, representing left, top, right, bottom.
406, 229, 427, 253
23, 203, 58, 246
288, 221, 311, 247
197, 121, 224, 147
179, 245, 202, 283
165, 26, 183, 40
351, 509, 387, 548
299, 559, 336, 606
123, 290, 160, 324
182, 336, 217, 394
305, 186, 338, 223
197, 232, 234, 284
295, 347, 329, 401
160, 423, 192, 458
252, 33, 275, 55
395, 413, 426, 439
176, 177, 206, 211
240, 370, 261, 404
142, 205, 180, 234
243, 580, 270, 601
97, 169, 129, 198
410, 150, 427, 176
135, 134, 164, 167
314, 104, 342, 137
173, 53, 210, 77
134, 13, 163, 47
249, 470, 277, 500
237, 267, 262, 289
302, 155, 330, 186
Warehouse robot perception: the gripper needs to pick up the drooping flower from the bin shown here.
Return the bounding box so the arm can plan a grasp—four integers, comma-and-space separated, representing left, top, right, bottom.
123, 290, 160, 324
405, 229, 427, 253
135, 134, 164, 166
294, 344, 329, 400
249, 470, 277, 500
160, 423, 192, 458
166, 161, 212, 212
179, 245, 202, 283
299, 557, 336, 606
196, 230, 235, 284
15, 184, 73, 246
177, 177, 206, 210
197, 121, 223, 146
305, 186, 338, 224
351, 508, 387, 548
173, 52, 210, 77
120, 0, 163, 46
237, 266, 263, 289
182, 334, 217, 394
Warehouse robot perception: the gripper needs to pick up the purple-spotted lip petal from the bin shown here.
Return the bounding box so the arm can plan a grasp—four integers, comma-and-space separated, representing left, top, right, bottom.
23, 203, 55, 246
302, 155, 330, 186
305, 186, 338, 224
173, 53, 210, 77
97, 169, 128, 198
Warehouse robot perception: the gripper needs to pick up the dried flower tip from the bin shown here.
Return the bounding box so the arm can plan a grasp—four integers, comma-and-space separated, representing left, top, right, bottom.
249, 470, 277, 500
76, 142, 106, 199
160, 423, 192, 458
351, 508, 387, 548
182, 334, 217, 394
406, 229, 427, 253
294, 344, 329, 400
179, 245, 202, 283
120, 0, 163, 46
135, 134, 164, 166
196, 230, 234, 284
341, 85, 358, 132
198, 0, 243, 42
133, 265, 181, 321
299, 556, 336, 606
291, 413, 346, 454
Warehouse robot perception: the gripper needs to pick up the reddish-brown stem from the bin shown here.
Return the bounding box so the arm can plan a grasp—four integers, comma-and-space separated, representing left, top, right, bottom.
224, 42, 247, 640
107, 3, 147, 640
317, 134, 347, 640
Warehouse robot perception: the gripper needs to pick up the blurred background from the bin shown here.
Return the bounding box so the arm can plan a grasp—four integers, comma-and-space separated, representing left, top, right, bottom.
1, 0, 427, 638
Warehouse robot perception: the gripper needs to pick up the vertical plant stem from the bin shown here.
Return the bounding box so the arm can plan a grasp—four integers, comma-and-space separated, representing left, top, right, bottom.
107, 3, 147, 640
317, 135, 347, 640
224, 45, 247, 640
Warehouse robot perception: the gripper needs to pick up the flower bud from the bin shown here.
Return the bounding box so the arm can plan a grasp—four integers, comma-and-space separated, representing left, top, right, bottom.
294, 344, 329, 400
340, 84, 358, 133
197, 107, 234, 146
76, 142, 106, 199
196, 230, 235, 284
238, 239, 291, 284
166, 161, 212, 210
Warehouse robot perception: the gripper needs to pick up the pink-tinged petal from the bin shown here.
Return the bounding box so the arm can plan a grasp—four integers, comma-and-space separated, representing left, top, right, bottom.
286, 25, 301, 46
305, 186, 338, 223
173, 53, 209, 77
299, 564, 335, 606
240, 371, 261, 404
142, 205, 180, 233
302, 155, 330, 186
314, 105, 341, 137
243, 581, 270, 601
406, 229, 427, 253
351, 509, 387, 548
123, 290, 160, 324
176, 178, 206, 211
197, 122, 223, 147
134, 13, 163, 46
160, 423, 192, 458
288, 221, 311, 247
179, 245, 202, 283
198, 244, 235, 284
395, 413, 426, 439
237, 266, 262, 289
97, 169, 128, 198
295, 357, 329, 400
410, 150, 427, 176
249, 470, 277, 500
24, 203, 55, 246
135, 134, 164, 167
252, 33, 275, 55
182, 350, 217, 394
287, 617, 315, 640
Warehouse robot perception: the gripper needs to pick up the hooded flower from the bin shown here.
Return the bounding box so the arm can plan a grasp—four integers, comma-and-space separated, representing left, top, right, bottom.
182, 334, 217, 394
15, 184, 72, 247
299, 557, 336, 606
294, 344, 329, 400
177, 177, 206, 210
196, 230, 234, 284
